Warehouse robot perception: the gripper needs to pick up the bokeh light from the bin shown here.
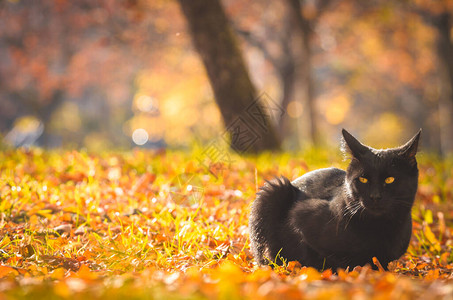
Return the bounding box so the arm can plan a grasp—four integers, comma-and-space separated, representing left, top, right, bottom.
132, 128, 149, 146
0, 0, 451, 152
134, 94, 159, 113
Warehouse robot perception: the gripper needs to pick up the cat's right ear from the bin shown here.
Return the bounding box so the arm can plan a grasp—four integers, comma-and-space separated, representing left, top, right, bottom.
398, 129, 421, 165
341, 129, 369, 159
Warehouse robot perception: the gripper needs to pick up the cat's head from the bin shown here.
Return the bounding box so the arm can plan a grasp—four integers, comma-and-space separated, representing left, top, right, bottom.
341, 129, 421, 216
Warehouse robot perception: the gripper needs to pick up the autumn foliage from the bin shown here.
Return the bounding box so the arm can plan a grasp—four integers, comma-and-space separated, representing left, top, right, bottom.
0, 148, 451, 298
1, 0, 452, 152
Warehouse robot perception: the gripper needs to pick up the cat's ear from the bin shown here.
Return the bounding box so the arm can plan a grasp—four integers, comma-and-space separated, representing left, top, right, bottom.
341, 129, 369, 159
399, 129, 421, 164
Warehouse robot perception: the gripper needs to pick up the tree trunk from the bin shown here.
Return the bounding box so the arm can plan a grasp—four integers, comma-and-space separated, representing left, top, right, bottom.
278, 63, 296, 137
234, 25, 297, 143
435, 13, 453, 103
178, 0, 281, 153
434, 12, 453, 154
37, 90, 64, 147
301, 28, 318, 146
286, 0, 319, 146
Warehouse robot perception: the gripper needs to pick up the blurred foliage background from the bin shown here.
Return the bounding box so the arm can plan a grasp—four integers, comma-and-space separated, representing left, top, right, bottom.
0, 0, 452, 154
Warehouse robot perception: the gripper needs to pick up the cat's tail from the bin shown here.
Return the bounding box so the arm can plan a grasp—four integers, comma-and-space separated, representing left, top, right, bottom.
249, 176, 300, 265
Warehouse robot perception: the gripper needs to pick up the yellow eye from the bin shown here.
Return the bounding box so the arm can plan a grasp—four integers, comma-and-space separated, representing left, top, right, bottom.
385, 177, 395, 184
359, 177, 368, 183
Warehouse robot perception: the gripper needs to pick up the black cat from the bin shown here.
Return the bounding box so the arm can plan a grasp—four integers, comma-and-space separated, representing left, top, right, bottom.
249, 129, 421, 270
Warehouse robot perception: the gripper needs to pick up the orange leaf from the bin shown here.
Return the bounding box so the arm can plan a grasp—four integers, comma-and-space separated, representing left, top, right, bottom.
50, 267, 67, 280
373, 257, 385, 272
321, 268, 333, 279
299, 267, 321, 282
132, 173, 156, 193
184, 161, 197, 173
248, 266, 272, 282
337, 268, 348, 280
425, 269, 440, 280
416, 263, 428, 270
438, 212, 446, 236
54, 281, 71, 298
76, 264, 98, 280
0, 265, 18, 278
406, 260, 417, 270
287, 261, 302, 273
440, 252, 450, 266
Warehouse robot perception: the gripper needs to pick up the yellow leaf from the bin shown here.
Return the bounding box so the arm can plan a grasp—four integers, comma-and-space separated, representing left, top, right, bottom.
215, 260, 243, 281
424, 209, 433, 224
248, 267, 272, 282
212, 261, 242, 299
29, 215, 40, 229
432, 195, 441, 203
0, 235, 11, 248
424, 226, 441, 252
37, 209, 54, 217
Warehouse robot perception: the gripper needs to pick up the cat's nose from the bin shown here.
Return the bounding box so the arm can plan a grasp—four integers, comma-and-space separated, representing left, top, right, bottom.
370, 195, 381, 201
370, 191, 382, 201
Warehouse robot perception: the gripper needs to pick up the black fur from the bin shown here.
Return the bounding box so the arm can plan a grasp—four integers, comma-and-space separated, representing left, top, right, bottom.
249, 129, 421, 270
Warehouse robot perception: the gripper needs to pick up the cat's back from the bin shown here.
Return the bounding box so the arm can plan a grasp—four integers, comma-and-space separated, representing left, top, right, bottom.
291, 167, 345, 201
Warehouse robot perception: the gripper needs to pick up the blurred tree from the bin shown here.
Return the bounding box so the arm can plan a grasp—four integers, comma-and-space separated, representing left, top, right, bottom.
0, 0, 161, 147
178, 0, 281, 152
286, 0, 333, 146
1, 0, 450, 152
234, 7, 297, 139
409, 0, 453, 154
233, 0, 334, 146
305, 0, 445, 151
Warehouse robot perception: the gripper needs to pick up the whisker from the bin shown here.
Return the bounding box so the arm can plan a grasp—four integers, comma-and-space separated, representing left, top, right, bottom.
342, 201, 362, 230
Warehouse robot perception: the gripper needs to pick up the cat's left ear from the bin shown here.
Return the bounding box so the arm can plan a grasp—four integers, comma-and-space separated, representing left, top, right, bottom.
341, 129, 369, 159
399, 129, 422, 163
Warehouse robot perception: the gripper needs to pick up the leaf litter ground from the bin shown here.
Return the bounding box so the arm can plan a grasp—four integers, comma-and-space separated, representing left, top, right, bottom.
0, 148, 453, 299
